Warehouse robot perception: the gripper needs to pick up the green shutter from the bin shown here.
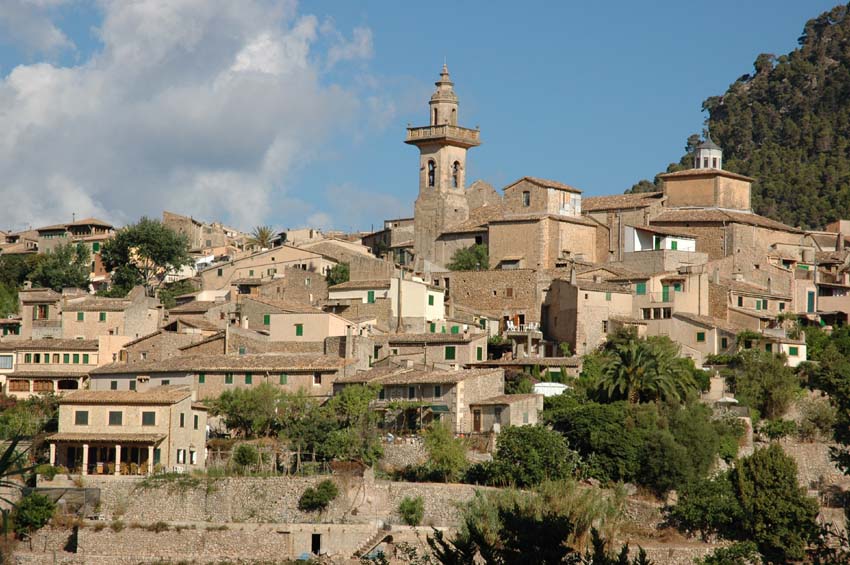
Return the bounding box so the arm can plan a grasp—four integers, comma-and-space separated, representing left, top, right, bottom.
807, 291, 815, 313
756, 300, 762, 311
670, 240, 678, 250
99, 312, 106, 322
789, 346, 799, 356
662, 285, 670, 302
77, 312, 84, 321
696, 332, 705, 343
245, 373, 252, 385
280, 373, 288, 385
738, 296, 743, 307
653, 236, 661, 250
451, 325, 460, 334
605, 292, 611, 301
428, 295, 434, 306
82, 354, 89, 364
225, 373, 233, 384
263, 314, 270, 325
73, 354, 80, 364
445, 346, 456, 361
63, 353, 69, 364
635, 282, 646, 295
476, 346, 483, 361
198, 373, 205, 384
295, 324, 303, 337
367, 290, 375, 303
721, 337, 728, 349
429, 322, 436, 333
673, 282, 682, 292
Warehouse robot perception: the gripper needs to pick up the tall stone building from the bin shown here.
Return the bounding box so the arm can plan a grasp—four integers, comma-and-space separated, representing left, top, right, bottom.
406, 65, 481, 270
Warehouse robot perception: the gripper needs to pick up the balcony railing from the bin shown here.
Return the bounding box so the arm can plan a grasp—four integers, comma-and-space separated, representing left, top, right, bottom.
405, 125, 481, 147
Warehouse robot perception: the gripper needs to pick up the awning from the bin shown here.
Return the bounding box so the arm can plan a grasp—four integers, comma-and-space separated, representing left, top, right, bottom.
429, 405, 450, 414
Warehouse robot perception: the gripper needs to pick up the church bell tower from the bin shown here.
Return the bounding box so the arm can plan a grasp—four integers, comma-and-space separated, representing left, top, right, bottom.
406, 64, 481, 268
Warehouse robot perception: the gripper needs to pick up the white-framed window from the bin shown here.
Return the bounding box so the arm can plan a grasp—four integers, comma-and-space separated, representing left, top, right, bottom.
177, 449, 186, 464
190, 450, 197, 465
0, 355, 12, 370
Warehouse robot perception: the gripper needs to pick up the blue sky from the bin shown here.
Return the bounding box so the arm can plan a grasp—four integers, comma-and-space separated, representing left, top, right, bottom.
0, 1, 840, 232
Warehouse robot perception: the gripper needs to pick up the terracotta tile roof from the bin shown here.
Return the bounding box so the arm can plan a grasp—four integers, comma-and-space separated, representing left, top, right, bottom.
240, 296, 321, 313
4, 370, 87, 378
59, 385, 192, 405
473, 357, 581, 368
63, 297, 132, 312
177, 331, 224, 351
121, 329, 165, 348
581, 192, 664, 212
47, 432, 167, 443
0, 242, 38, 255
720, 278, 791, 299
176, 317, 222, 331
232, 278, 263, 285
440, 203, 507, 235
386, 333, 486, 345
18, 288, 61, 303
505, 176, 582, 194
90, 353, 354, 375
67, 218, 113, 228
298, 240, 373, 263
489, 213, 596, 227
169, 301, 221, 314
651, 209, 801, 233
673, 312, 742, 334
658, 168, 755, 182
627, 224, 696, 238
36, 223, 68, 232
329, 279, 392, 291
336, 366, 502, 385
0, 338, 98, 351
469, 393, 542, 405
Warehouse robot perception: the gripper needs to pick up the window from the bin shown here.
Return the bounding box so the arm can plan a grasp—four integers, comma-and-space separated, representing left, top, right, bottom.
379, 387, 385, 400
712, 157, 718, 168
129, 380, 136, 391
367, 290, 375, 304
452, 161, 460, 188
92, 242, 100, 252
445, 346, 456, 361
789, 346, 799, 356
24, 353, 31, 363
180, 413, 185, 428
161, 379, 170, 386
671, 240, 678, 251
506, 288, 513, 298
703, 157, 709, 168
82, 354, 89, 364
477, 346, 483, 361
198, 373, 205, 384
238, 346, 246, 355
142, 412, 156, 426
762, 299, 768, 310
779, 302, 786, 312
721, 337, 728, 349
522, 191, 530, 207
602, 320, 609, 333
737, 296, 743, 307
279, 373, 288, 385
190, 450, 197, 465
313, 373, 322, 386
108, 411, 123, 426
63, 353, 69, 363
263, 314, 270, 325
245, 372, 252, 385
744, 340, 753, 349
75, 411, 88, 425
765, 343, 772, 353
249, 269, 254, 277
225, 373, 233, 384
0, 355, 11, 370
429, 322, 436, 333
427, 160, 436, 187
673, 282, 682, 292
653, 236, 661, 250
696, 332, 706, 343
99, 312, 106, 322
110, 380, 118, 390
52, 354, 59, 363
295, 323, 303, 337
408, 386, 415, 399
76, 312, 84, 321
33, 353, 40, 363
605, 291, 611, 301
635, 282, 646, 295
193, 415, 199, 430
428, 295, 434, 306
217, 268, 223, 277
523, 412, 529, 424
434, 385, 442, 398
34, 304, 49, 319
177, 449, 185, 464
42, 353, 48, 364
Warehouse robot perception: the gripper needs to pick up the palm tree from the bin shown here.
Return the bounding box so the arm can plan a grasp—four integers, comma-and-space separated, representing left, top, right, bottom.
597, 336, 697, 404
247, 225, 274, 250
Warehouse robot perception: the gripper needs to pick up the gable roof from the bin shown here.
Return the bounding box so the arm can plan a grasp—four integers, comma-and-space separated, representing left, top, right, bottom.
658, 168, 754, 183
386, 333, 486, 345
0, 339, 98, 352
63, 297, 133, 312
439, 203, 507, 235
335, 366, 502, 385
60, 385, 192, 405
240, 296, 321, 313
90, 353, 354, 375
504, 176, 582, 194
673, 312, 741, 334
328, 279, 392, 291
581, 192, 664, 212
651, 209, 801, 233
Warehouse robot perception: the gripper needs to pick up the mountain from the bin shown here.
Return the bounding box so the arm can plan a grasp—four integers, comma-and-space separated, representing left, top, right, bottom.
632, 3, 850, 230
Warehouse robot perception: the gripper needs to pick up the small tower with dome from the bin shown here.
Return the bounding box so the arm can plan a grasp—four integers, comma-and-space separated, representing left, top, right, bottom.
693, 132, 723, 170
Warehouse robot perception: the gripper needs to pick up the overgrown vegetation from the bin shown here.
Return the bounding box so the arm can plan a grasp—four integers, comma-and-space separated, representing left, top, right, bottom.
446, 244, 488, 271
297, 479, 339, 512
13, 492, 55, 539
325, 263, 350, 286
398, 496, 424, 526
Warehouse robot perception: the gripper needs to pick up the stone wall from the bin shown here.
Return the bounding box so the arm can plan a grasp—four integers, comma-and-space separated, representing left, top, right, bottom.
445, 269, 541, 323
83, 474, 482, 527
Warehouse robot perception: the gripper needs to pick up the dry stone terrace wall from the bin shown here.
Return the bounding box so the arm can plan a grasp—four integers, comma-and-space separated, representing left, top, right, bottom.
85, 474, 482, 527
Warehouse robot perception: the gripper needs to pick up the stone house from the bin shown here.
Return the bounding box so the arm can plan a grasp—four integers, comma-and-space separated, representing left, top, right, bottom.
376, 332, 489, 367
88, 354, 356, 400
269, 311, 374, 343
659, 313, 740, 366
488, 213, 597, 269
162, 211, 246, 253
232, 266, 327, 305
198, 246, 335, 291
166, 298, 234, 329
61, 287, 161, 340
326, 277, 445, 333
120, 329, 209, 363
18, 287, 63, 340
468, 394, 544, 433
440, 269, 546, 328
581, 192, 666, 262
333, 366, 507, 434
236, 296, 321, 332
47, 386, 207, 475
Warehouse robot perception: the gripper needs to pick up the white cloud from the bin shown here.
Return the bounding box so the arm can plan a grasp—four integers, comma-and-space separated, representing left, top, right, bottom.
0, 0, 74, 56
311, 183, 410, 232
0, 0, 375, 230
326, 26, 373, 68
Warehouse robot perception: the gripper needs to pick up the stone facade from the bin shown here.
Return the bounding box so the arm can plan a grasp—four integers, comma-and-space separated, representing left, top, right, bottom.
442, 269, 544, 326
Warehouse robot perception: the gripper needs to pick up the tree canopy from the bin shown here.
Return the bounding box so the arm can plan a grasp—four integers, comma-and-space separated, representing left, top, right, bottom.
447, 244, 488, 271
247, 225, 274, 249
28, 243, 90, 292
325, 263, 350, 286
100, 217, 191, 295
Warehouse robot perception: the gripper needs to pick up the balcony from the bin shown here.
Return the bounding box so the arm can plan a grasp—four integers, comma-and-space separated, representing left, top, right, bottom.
405, 124, 481, 148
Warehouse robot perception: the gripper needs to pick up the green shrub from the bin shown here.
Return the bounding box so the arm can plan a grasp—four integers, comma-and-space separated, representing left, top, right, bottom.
797, 396, 836, 441
759, 419, 796, 441
398, 496, 424, 526
232, 443, 259, 470
35, 464, 59, 481
298, 479, 339, 512
109, 519, 125, 532
145, 521, 170, 533
13, 493, 55, 538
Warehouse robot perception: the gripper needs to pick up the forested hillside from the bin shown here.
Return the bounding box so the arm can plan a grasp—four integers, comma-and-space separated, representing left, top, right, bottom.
632, 3, 850, 230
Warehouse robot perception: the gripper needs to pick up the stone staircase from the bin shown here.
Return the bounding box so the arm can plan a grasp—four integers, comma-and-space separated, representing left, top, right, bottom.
352, 528, 390, 558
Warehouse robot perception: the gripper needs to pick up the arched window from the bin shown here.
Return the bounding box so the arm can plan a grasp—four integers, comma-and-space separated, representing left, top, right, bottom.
433, 109, 438, 125
452, 161, 461, 188
451, 108, 457, 125
427, 160, 436, 187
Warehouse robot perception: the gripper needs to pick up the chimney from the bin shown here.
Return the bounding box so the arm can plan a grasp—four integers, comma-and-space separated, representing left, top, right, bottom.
569, 268, 577, 286
344, 325, 353, 359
